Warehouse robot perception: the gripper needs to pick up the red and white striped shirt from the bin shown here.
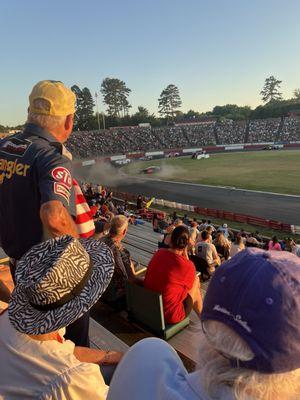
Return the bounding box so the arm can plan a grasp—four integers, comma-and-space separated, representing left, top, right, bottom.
73, 178, 95, 238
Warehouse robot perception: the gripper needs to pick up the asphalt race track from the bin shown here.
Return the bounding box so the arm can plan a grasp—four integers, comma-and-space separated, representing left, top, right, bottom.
75, 166, 300, 225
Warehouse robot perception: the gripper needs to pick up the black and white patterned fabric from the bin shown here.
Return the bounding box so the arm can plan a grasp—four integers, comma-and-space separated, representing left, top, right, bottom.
8, 236, 114, 335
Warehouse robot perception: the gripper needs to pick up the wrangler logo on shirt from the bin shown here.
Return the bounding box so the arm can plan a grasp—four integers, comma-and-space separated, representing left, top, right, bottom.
0, 158, 30, 184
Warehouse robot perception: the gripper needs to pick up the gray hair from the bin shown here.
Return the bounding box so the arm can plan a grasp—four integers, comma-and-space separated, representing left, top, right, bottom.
198, 320, 300, 399
109, 215, 128, 237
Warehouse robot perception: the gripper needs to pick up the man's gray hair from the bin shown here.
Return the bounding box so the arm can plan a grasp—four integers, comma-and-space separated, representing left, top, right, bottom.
109, 215, 129, 237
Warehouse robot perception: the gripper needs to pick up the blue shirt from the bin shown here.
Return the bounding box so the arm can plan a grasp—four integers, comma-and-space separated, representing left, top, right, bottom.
0, 123, 75, 259
108, 338, 234, 400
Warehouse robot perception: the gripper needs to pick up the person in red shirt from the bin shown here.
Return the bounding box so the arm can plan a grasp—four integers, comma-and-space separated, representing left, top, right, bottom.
144, 226, 202, 324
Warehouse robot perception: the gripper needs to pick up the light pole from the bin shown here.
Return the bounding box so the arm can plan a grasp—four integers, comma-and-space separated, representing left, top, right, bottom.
95, 92, 100, 130
102, 111, 106, 130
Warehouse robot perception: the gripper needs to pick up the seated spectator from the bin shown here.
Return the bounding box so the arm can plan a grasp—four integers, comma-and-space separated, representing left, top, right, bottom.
136, 195, 144, 210
196, 231, 221, 275
253, 230, 263, 242
182, 214, 190, 226
0, 236, 124, 398
268, 235, 282, 251
198, 219, 207, 231
189, 221, 200, 254
239, 228, 248, 244
196, 225, 214, 244
213, 232, 231, 260
93, 219, 111, 240
108, 249, 300, 400
163, 218, 183, 247
171, 211, 177, 220
286, 238, 300, 257
229, 235, 245, 257
152, 213, 159, 232
101, 215, 137, 303
144, 226, 202, 324
217, 223, 230, 238
246, 233, 261, 247
206, 220, 215, 232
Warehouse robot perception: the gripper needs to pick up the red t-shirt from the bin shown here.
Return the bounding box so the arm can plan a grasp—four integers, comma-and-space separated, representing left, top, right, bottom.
144, 249, 196, 324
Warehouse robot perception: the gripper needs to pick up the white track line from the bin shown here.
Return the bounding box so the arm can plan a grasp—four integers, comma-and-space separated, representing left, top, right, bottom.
133, 176, 300, 198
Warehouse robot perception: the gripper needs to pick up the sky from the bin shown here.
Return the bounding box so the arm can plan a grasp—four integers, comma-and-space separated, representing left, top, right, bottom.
1, 0, 300, 126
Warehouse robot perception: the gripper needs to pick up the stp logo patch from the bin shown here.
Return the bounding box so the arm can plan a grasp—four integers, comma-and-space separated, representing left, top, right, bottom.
51, 167, 72, 189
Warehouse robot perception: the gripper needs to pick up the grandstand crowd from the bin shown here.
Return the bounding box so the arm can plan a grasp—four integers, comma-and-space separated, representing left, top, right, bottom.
67, 116, 300, 158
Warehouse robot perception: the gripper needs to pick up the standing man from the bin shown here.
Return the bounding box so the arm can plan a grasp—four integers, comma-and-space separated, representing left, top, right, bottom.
0, 80, 89, 346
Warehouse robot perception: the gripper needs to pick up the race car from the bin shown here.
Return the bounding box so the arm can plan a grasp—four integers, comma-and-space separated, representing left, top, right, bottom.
165, 151, 180, 158
262, 145, 281, 150
191, 150, 210, 159
139, 155, 153, 161
141, 166, 161, 174
114, 158, 131, 165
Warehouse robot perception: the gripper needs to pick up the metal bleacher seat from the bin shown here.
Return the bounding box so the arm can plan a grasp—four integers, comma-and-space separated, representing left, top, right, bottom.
126, 280, 189, 340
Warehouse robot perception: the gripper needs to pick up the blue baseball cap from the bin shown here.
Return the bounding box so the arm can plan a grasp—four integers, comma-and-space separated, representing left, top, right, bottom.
201, 248, 300, 373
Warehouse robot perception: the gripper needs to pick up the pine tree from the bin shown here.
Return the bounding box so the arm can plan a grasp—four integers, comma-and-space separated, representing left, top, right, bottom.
293, 88, 300, 100
158, 84, 182, 119
260, 76, 283, 103
71, 86, 95, 130
100, 78, 131, 117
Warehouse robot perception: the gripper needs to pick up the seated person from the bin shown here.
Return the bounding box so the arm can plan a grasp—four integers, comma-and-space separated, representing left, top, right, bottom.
144, 226, 202, 324
213, 232, 231, 260
253, 230, 263, 242
108, 249, 300, 400
196, 231, 221, 274
268, 235, 282, 251
0, 236, 124, 399
93, 219, 111, 240
196, 225, 214, 244
136, 194, 144, 210
246, 233, 261, 247
285, 238, 300, 257
188, 222, 200, 254
162, 219, 183, 248
101, 215, 137, 302
229, 235, 245, 257
152, 213, 159, 232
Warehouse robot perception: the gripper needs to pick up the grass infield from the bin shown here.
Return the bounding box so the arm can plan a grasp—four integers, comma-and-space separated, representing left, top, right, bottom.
123, 150, 300, 195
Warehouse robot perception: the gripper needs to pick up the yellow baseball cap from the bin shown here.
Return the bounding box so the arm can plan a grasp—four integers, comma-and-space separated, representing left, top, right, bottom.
29, 80, 76, 116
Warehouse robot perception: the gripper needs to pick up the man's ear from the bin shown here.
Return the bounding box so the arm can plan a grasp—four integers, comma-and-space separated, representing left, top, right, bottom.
65, 114, 74, 131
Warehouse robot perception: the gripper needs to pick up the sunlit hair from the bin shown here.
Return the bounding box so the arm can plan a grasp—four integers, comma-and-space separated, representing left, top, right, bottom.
27, 98, 66, 130
198, 320, 300, 400
170, 225, 189, 250
215, 232, 229, 247
109, 215, 128, 237
173, 218, 183, 227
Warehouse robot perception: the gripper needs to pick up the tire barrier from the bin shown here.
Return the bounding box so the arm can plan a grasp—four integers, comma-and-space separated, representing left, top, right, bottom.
113, 190, 294, 233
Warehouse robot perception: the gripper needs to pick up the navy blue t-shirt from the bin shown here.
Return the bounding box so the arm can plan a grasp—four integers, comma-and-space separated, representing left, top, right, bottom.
0, 123, 75, 259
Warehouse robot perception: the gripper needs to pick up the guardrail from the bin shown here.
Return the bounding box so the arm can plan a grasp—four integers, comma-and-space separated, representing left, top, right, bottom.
113, 190, 297, 234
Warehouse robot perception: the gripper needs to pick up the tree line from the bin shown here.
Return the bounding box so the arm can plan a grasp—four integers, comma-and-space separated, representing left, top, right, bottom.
70, 75, 300, 130
1, 75, 300, 132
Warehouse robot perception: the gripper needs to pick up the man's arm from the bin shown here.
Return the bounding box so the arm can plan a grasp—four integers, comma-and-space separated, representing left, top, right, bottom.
74, 346, 123, 365
40, 200, 79, 238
